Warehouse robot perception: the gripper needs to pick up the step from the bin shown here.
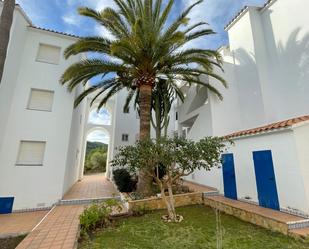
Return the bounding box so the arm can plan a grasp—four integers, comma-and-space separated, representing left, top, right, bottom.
58, 196, 121, 206
204, 195, 307, 235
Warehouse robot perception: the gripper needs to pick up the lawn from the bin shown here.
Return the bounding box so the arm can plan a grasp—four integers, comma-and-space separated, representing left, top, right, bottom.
79, 205, 309, 249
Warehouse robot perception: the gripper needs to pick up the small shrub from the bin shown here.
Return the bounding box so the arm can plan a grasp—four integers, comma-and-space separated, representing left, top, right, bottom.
129, 192, 146, 200
79, 199, 122, 238
113, 169, 136, 193
131, 204, 148, 217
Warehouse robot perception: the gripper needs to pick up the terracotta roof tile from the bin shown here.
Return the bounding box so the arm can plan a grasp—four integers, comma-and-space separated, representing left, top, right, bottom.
225, 115, 309, 139
30, 26, 80, 39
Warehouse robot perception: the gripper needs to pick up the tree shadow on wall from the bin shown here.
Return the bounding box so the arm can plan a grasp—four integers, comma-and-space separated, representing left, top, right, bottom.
233, 28, 309, 121
275, 28, 309, 101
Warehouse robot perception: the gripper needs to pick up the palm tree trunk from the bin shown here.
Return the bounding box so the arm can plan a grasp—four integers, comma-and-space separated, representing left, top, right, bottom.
139, 84, 152, 139
0, 0, 15, 84
136, 83, 153, 195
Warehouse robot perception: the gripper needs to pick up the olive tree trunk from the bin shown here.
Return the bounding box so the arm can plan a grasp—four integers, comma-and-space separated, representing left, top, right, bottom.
154, 175, 177, 222
166, 181, 176, 220
136, 84, 153, 195
0, 0, 15, 84
159, 181, 177, 221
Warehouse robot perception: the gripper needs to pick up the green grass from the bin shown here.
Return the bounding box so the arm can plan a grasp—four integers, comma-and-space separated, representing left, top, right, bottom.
79, 205, 309, 249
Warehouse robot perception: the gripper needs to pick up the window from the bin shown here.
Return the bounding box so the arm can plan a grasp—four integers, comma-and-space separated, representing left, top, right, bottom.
27, 89, 54, 112
122, 134, 129, 142
36, 44, 61, 64
176, 112, 178, 121
16, 141, 46, 166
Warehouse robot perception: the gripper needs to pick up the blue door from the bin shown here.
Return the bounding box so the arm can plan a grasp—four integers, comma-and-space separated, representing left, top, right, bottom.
222, 154, 237, 200
253, 150, 280, 210
0, 197, 14, 214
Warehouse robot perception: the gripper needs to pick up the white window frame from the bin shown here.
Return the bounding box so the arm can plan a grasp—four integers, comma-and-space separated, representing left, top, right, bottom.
16, 141, 46, 166
36, 43, 61, 65
27, 88, 55, 112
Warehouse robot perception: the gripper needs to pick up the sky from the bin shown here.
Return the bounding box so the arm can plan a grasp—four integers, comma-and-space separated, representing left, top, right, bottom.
15, 0, 267, 143
17, 0, 267, 50
87, 109, 111, 144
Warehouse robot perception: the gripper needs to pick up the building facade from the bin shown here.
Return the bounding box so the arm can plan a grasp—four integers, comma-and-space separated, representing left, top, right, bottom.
1, 0, 309, 216
0, 3, 175, 211
179, 0, 309, 216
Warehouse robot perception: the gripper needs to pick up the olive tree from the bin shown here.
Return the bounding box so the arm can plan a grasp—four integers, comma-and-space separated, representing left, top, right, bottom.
111, 136, 228, 222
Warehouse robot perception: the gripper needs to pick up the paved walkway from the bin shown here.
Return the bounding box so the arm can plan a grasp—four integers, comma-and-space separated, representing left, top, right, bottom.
0, 211, 48, 238
16, 206, 84, 249
63, 174, 119, 200
10, 174, 118, 249
183, 179, 218, 193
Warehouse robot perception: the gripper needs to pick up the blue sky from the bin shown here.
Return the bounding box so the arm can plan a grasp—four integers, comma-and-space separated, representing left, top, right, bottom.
18, 0, 267, 49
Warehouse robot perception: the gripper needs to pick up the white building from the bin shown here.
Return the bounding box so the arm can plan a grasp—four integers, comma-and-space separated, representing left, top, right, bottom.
0, 3, 131, 211
1, 0, 309, 217
0, 2, 174, 212
180, 0, 309, 216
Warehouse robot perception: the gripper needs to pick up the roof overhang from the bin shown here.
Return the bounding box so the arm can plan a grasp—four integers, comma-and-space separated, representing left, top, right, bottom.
224, 115, 309, 140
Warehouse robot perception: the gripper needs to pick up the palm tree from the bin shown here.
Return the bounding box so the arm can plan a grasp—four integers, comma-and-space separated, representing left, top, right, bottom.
61, 0, 226, 194
0, 0, 15, 84
151, 80, 177, 140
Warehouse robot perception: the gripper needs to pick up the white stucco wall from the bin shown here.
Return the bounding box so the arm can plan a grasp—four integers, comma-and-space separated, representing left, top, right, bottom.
0, 6, 29, 159
260, 0, 309, 122
293, 123, 309, 213
179, 0, 309, 214
111, 89, 140, 159
62, 85, 88, 196
228, 130, 309, 214
179, 0, 309, 138
0, 23, 81, 210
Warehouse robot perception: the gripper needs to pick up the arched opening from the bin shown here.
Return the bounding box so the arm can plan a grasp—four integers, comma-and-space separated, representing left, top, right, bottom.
77, 104, 114, 180
84, 129, 110, 175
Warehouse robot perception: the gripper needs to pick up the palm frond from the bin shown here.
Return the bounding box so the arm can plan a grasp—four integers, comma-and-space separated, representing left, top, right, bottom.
64, 37, 111, 59
62, 0, 227, 114
74, 79, 116, 107
97, 83, 123, 110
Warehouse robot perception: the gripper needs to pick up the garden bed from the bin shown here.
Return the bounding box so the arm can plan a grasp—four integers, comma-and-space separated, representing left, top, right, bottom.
0, 235, 26, 249
122, 192, 203, 212
78, 205, 309, 249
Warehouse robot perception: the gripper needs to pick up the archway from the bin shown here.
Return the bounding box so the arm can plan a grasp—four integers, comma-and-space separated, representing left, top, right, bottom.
80, 106, 112, 178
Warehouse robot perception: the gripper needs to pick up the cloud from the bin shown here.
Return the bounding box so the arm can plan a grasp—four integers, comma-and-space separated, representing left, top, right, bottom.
62, 13, 81, 26
95, 25, 115, 40
88, 109, 111, 125
87, 130, 109, 144
95, 0, 117, 11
